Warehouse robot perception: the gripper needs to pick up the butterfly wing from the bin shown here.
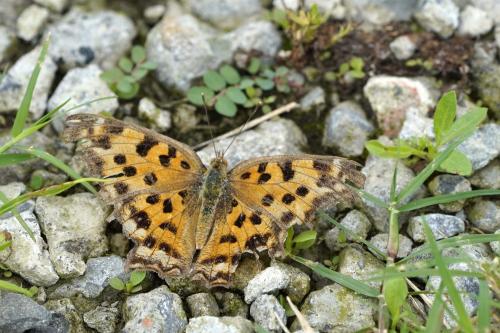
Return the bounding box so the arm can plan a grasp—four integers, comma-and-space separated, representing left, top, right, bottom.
63, 113, 205, 276
191, 155, 364, 286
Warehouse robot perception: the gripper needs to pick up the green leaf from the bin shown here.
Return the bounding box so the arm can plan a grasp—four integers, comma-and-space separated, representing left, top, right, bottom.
425, 282, 445, 333
187, 86, 214, 106
226, 87, 247, 105
293, 230, 317, 250
422, 222, 475, 333
139, 61, 157, 70
247, 58, 261, 74
438, 150, 472, 176
383, 271, 408, 328
116, 81, 140, 99
109, 277, 125, 291
477, 280, 492, 333
0, 153, 34, 166
129, 271, 146, 286
132, 68, 148, 81
130, 285, 143, 293
276, 66, 288, 76
30, 174, 44, 190
365, 140, 422, 159
291, 255, 379, 298
255, 78, 274, 90
100, 68, 124, 83
433, 91, 456, 145
203, 70, 226, 91
350, 57, 364, 70
219, 65, 240, 84
215, 95, 237, 117
131, 45, 146, 63
11, 36, 50, 137
117, 80, 133, 94
440, 106, 487, 145
284, 227, 294, 255
262, 105, 272, 113
0, 279, 38, 297
239, 78, 254, 89
118, 57, 134, 73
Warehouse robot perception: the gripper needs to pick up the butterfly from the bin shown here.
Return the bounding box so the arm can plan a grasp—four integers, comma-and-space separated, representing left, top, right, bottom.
63, 113, 365, 287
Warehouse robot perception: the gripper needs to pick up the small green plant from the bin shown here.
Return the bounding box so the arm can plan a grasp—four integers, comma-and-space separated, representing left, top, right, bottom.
101, 45, 157, 100
405, 58, 433, 71
187, 59, 291, 117
284, 227, 317, 255
325, 57, 366, 81
365, 91, 487, 176
109, 271, 146, 294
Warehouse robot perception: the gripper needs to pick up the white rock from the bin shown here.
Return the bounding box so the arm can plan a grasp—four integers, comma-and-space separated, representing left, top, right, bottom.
490, 229, 500, 255
398, 108, 434, 140
470, 0, 500, 24
414, 0, 460, 38
48, 64, 118, 133
186, 316, 254, 333
16, 4, 49, 42
0, 200, 58, 286
458, 5, 493, 36
250, 295, 286, 333
0, 46, 57, 119
389, 35, 417, 60
34, 0, 68, 12
408, 214, 465, 242
188, 0, 262, 30
143, 4, 166, 24
35, 193, 108, 278
138, 97, 172, 132
458, 123, 500, 171
345, 0, 417, 25
244, 266, 290, 304
369, 233, 413, 259
274, 0, 346, 19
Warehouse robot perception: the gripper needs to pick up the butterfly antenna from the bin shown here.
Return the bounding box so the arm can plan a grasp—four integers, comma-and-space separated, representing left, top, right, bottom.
201, 93, 219, 157
222, 102, 261, 157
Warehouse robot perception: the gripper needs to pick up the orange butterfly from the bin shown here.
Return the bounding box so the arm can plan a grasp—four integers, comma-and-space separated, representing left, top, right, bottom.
64, 113, 364, 286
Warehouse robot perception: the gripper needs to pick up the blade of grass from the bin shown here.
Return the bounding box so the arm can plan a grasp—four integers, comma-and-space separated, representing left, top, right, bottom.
365, 268, 483, 281
19, 146, 96, 194
396, 132, 473, 204
291, 254, 379, 298
400, 233, 500, 263
319, 211, 387, 259
11, 36, 50, 137
0, 280, 36, 297
0, 191, 34, 241
0, 153, 34, 166
422, 222, 474, 333
425, 282, 445, 333
0, 178, 105, 216
477, 280, 492, 333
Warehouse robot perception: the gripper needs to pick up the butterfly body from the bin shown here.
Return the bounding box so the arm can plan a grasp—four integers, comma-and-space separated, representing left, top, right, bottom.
64, 113, 365, 287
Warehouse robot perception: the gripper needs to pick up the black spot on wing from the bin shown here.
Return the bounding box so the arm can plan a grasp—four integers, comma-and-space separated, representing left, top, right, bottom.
136, 136, 158, 157
279, 160, 294, 181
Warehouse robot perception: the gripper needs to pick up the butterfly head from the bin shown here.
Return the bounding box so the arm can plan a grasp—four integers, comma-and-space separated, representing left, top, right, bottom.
209, 155, 228, 172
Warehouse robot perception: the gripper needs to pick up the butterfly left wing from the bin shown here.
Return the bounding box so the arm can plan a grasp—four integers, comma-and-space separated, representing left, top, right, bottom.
191, 155, 364, 286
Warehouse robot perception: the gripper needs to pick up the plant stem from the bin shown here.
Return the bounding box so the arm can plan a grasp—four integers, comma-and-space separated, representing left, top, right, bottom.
387, 203, 400, 263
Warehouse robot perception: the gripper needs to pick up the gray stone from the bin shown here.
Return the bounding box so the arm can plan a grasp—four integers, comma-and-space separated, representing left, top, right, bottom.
187, 0, 262, 30
0, 182, 25, 199
16, 4, 49, 42
46, 9, 136, 70
44, 298, 86, 333
173, 104, 201, 133
198, 118, 307, 168
274, 0, 346, 19
186, 293, 220, 317
322, 101, 374, 157
408, 214, 465, 242
293, 284, 377, 333
0, 26, 16, 63
272, 262, 310, 303
398, 109, 434, 140
369, 233, 413, 259
361, 155, 422, 231
250, 294, 286, 333
49, 64, 119, 133
244, 265, 290, 304
0, 199, 59, 286
458, 5, 493, 36
490, 229, 500, 255
214, 292, 248, 317
414, 0, 459, 38
138, 97, 172, 132
300, 86, 325, 112
0, 46, 57, 118
0, 292, 69, 333
458, 124, 500, 171
146, 14, 223, 92
123, 285, 187, 333
466, 200, 500, 232
186, 316, 254, 333
474, 63, 500, 118
428, 175, 471, 212
325, 210, 372, 251
35, 193, 108, 278
470, 160, 500, 189
83, 305, 120, 333
389, 35, 417, 60
344, 0, 418, 25
363, 76, 437, 137
143, 4, 166, 24
0, 0, 31, 29
50, 255, 128, 299
222, 20, 282, 58
34, 0, 68, 12
338, 246, 385, 289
